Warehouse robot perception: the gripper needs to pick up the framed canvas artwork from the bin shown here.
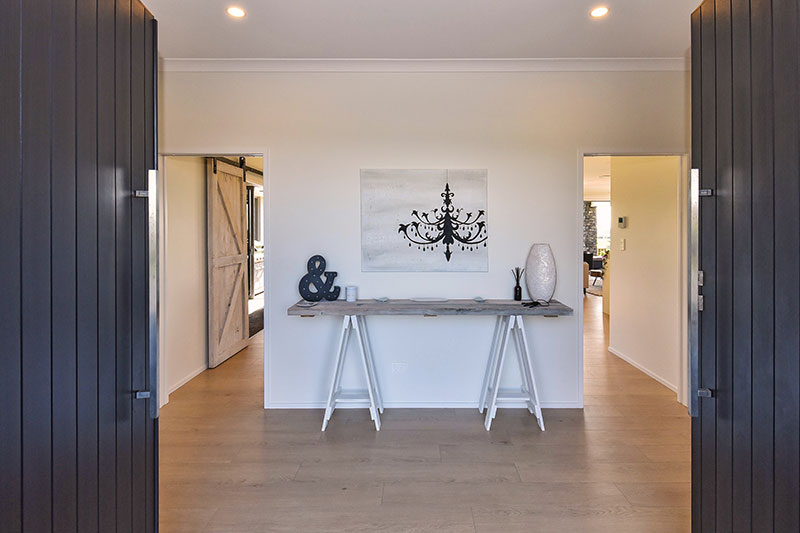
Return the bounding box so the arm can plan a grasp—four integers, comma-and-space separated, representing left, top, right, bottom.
361, 169, 488, 272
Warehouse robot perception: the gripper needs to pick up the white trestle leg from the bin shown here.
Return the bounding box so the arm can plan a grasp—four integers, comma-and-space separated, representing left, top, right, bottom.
321, 316, 351, 431
483, 316, 514, 430
479, 316, 504, 413
511, 325, 534, 414
514, 314, 545, 430
479, 314, 545, 431
357, 316, 384, 414
352, 316, 381, 430
321, 315, 383, 431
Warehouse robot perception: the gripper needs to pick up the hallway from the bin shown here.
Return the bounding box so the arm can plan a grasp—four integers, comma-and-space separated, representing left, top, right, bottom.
159, 298, 690, 532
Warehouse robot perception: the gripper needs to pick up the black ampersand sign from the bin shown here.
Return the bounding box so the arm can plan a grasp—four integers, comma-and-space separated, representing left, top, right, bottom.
298, 255, 341, 302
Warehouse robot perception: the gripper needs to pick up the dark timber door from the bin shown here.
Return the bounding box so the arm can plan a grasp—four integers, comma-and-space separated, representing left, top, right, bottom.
691, 0, 799, 531
0, 0, 158, 531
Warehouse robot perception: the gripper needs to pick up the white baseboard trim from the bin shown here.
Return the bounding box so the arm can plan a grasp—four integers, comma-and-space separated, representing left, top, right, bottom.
168, 365, 208, 394
607, 346, 678, 392
263, 400, 582, 409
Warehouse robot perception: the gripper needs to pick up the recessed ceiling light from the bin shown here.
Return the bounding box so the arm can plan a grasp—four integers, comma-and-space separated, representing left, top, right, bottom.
226, 6, 246, 18
590, 6, 609, 18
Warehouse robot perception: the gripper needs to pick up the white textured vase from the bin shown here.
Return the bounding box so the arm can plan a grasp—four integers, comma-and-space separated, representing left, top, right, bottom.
525, 243, 557, 302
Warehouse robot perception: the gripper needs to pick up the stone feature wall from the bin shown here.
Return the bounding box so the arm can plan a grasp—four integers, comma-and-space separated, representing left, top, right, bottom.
583, 202, 597, 255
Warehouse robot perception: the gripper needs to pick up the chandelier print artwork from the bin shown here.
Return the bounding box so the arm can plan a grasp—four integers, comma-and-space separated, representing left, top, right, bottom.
398, 182, 487, 261
361, 169, 488, 272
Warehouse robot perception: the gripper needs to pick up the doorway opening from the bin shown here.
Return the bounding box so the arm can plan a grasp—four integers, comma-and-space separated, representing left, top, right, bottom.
579, 153, 691, 507
581, 154, 688, 402
158, 154, 265, 406
246, 178, 265, 336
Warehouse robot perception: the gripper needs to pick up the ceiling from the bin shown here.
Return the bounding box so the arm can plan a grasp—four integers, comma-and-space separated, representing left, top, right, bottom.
584, 156, 611, 202
145, 0, 700, 60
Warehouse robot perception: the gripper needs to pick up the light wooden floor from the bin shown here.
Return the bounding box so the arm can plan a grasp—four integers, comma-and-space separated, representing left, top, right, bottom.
160, 296, 690, 532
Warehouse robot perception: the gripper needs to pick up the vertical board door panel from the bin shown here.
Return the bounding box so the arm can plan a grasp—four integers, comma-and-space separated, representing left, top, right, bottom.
144, 14, 158, 533
20, 0, 54, 528
51, 0, 79, 530
771, 0, 800, 529
97, 0, 119, 527
0, 0, 23, 529
115, 0, 134, 529
689, 8, 702, 532
698, 2, 717, 530
207, 159, 250, 367
749, 0, 776, 529
0, 0, 158, 531
713, 1, 733, 530
730, 0, 753, 530
691, 0, 800, 530
76, 0, 100, 529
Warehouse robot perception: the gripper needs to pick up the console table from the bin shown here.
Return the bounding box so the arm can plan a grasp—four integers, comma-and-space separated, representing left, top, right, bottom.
287, 299, 573, 432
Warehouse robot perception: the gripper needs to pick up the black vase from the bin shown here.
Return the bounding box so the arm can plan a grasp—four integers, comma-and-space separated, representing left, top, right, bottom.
514, 283, 522, 301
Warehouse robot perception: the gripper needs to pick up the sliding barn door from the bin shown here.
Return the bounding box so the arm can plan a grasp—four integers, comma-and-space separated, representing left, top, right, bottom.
691, 0, 799, 531
0, 0, 158, 531
207, 159, 250, 368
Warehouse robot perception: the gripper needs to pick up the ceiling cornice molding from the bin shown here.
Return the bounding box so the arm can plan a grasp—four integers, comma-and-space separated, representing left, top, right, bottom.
159, 57, 689, 73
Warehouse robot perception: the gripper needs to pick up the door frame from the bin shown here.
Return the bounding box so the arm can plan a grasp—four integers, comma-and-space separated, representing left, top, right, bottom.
158, 150, 269, 407
576, 148, 690, 406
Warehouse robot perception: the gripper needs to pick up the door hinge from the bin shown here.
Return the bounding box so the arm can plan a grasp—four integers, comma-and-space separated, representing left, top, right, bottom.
698, 294, 704, 311
134, 190, 149, 198
698, 270, 704, 286
699, 188, 714, 197
697, 388, 714, 398
134, 390, 151, 400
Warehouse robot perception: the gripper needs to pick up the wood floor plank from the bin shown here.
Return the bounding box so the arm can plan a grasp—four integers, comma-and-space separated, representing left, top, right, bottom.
161, 480, 384, 510
203, 503, 476, 533
440, 443, 650, 464
616, 482, 691, 508
636, 444, 692, 463
500, 428, 690, 446
318, 426, 515, 447
382, 481, 628, 507
294, 459, 521, 483
583, 394, 684, 406
584, 379, 676, 396
235, 442, 442, 464
160, 444, 243, 464
611, 403, 689, 418
159, 507, 217, 533
472, 504, 690, 533
160, 461, 301, 484
529, 414, 689, 432
159, 428, 322, 447
515, 461, 691, 484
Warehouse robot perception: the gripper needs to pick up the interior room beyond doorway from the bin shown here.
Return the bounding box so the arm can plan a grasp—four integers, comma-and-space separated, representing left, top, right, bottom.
582, 154, 687, 404
160, 154, 265, 406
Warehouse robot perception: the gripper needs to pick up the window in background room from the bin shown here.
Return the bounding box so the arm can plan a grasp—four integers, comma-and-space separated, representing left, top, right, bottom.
594, 201, 611, 254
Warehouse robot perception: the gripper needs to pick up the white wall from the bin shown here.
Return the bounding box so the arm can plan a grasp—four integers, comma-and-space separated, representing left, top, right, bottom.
163, 156, 208, 395
609, 156, 682, 392
159, 68, 688, 408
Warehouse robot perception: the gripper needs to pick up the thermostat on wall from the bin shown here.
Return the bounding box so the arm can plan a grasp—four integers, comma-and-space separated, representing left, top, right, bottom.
617, 216, 627, 229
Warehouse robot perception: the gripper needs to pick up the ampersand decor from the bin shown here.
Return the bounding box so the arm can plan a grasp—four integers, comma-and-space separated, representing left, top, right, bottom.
298, 255, 341, 302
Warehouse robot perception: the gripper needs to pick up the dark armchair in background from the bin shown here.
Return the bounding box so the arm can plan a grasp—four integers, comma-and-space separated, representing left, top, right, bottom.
584, 252, 603, 270
583, 252, 603, 291
582, 252, 592, 294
